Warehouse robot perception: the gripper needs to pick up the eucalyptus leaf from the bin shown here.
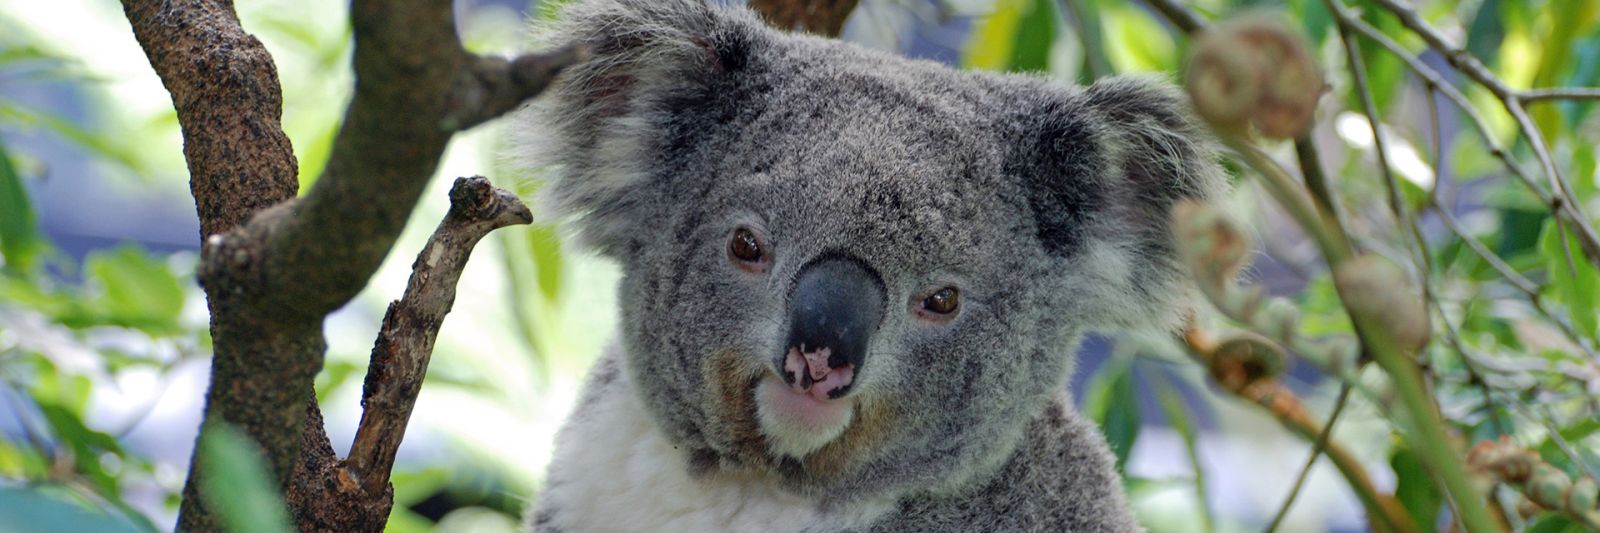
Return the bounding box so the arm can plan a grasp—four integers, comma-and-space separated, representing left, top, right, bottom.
198, 423, 292, 533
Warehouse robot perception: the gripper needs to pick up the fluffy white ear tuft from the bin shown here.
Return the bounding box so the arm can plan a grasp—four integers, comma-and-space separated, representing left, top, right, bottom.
507, 0, 764, 255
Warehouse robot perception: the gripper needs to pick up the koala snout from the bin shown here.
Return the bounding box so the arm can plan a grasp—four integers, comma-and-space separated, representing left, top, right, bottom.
778, 256, 885, 400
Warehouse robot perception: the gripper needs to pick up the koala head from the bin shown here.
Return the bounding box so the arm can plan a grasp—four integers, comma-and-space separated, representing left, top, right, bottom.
516, 0, 1225, 502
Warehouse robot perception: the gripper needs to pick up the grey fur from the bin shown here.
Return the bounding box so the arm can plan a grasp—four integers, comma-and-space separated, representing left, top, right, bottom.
514, 0, 1225, 530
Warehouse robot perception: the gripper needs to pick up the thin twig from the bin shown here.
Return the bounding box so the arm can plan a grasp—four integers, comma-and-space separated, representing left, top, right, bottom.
1180, 328, 1412, 533
1362, 0, 1600, 268
1521, 87, 1600, 102
1327, 6, 1432, 288
1261, 383, 1353, 533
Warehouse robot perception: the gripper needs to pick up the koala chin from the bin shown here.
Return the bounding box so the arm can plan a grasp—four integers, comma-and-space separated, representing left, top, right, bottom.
515, 0, 1227, 531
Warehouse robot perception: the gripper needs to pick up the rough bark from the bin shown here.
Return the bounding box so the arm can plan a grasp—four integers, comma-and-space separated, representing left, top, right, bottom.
119, 0, 300, 239
750, 0, 860, 37
119, 0, 576, 530
118, 0, 848, 529
289, 177, 532, 532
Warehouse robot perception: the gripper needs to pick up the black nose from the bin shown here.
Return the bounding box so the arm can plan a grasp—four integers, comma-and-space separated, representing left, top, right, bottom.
779, 256, 885, 399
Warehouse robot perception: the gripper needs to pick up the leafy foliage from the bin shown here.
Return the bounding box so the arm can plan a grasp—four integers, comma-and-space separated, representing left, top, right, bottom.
1, 0, 1597, 531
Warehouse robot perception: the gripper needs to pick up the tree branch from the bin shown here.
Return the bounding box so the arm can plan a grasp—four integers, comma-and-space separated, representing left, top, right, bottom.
749, 0, 860, 37
346, 177, 531, 490
288, 177, 531, 532
121, 0, 578, 529
1359, 0, 1600, 269
1180, 326, 1412, 533
119, 0, 299, 239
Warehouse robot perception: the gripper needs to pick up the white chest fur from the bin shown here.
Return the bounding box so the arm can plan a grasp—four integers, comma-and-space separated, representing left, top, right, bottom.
533, 371, 890, 532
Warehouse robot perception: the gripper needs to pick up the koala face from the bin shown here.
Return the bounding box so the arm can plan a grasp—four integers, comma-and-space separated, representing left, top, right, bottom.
518, 0, 1224, 502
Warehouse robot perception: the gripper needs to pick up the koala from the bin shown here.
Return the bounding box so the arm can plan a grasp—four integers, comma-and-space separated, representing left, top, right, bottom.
515, 0, 1225, 531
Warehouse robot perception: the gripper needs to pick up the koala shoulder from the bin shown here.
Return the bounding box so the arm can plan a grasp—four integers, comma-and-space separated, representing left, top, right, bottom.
864, 398, 1141, 532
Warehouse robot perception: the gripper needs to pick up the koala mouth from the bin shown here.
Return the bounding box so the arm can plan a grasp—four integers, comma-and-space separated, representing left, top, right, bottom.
755, 374, 856, 458
755, 345, 859, 458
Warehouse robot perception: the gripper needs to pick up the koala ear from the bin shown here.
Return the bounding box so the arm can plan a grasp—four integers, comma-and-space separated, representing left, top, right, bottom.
1021, 74, 1228, 331
513, 0, 763, 255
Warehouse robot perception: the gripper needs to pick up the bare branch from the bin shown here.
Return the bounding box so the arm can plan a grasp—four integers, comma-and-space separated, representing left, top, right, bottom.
287, 178, 531, 532
254, 0, 576, 321
1180, 326, 1412, 533
445, 46, 591, 132
1360, 0, 1600, 268
346, 177, 532, 489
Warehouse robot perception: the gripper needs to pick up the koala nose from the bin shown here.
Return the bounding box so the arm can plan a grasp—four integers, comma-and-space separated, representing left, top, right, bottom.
779, 256, 885, 400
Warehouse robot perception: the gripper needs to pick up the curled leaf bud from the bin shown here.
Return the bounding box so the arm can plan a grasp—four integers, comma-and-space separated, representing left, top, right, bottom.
1186, 35, 1260, 132
1185, 15, 1323, 139
1333, 255, 1430, 353
1171, 199, 1252, 283
1208, 330, 1287, 389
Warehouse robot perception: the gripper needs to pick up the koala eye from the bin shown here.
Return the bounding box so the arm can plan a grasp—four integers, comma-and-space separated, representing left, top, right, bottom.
728, 227, 770, 273
916, 287, 960, 321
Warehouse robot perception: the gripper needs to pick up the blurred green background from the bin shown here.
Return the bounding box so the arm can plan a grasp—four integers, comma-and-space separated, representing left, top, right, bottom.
2, 0, 1598, 532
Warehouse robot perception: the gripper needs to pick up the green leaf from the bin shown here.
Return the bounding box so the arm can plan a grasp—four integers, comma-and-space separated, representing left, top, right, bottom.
81, 245, 186, 333
1009, 0, 1057, 73
0, 485, 144, 533
34, 400, 123, 494
1153, 375, 1211, 532
0, 437, 49, 479
963, 0, 1030, 72
1464, 0, 1505, 67
1530, 1, 1598, 139
1390, 447, 1443, 531
314, 361, 363, 403
1525, 514, 1588, 533
0, 136, 43, 272
527, 224, 565, 303
1102, 3, 1175, 73
1083, 356, 1141, 471
391, 468, 450, 507
1537, 219, 1599, 340
198, 423, 292, 533
1353, 14, 1405, 114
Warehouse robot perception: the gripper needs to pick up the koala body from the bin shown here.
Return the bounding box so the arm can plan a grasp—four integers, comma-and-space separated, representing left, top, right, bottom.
517, 1, 1225, 531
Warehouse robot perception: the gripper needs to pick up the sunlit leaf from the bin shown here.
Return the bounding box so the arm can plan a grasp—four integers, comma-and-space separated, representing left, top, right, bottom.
0, 137, 43, 272
1525, 514, 1589, 533
314, 360, 363, 403
1530, 2, 1598, 139
963, 0, 1029, 72
1009, 0, 1057, 73
81, 245, 186, 333
1390, 447, 1442, 531
1537, 219, 1599, 340
1102, 3, 1174, 73
1083, 356, 1140, 472
34, 400, 124, 494
1153, 375, 1209, 530
527, 224, 565, 303
198, 423, 292, 533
